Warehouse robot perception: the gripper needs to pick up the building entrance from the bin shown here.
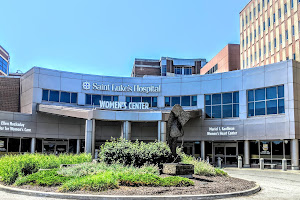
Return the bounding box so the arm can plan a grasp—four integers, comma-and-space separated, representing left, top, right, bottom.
213, 142, 238, 167
43, 140, 68, 154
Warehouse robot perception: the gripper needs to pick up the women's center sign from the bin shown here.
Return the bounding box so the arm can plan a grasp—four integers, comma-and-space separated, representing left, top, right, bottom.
0, 121, 32, 132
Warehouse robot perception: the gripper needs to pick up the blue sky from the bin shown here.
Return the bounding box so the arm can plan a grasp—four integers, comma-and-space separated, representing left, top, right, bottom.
1, 0, 249, 77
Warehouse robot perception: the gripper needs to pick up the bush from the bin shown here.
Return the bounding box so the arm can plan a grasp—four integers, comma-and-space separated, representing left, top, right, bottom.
59, 172, 119, 192
178, 148, 227, 177
118, 173, 194, 187
99, 138, 171, 167
58, 162, 160, 177
0, 153, 92, 184
14, 169, 72, 186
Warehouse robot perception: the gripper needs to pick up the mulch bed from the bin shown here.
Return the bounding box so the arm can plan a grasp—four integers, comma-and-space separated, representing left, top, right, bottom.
7, 175, 256, 196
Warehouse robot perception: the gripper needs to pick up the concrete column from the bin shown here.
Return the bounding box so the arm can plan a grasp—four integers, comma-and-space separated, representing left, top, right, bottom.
201, 141, 205, 160
158, 121, 167, 142
291, 139, 299, 170
85, 119, 95, 155
76, 139, 81, 154
244, 140, 250, 168
121, 121, 131, 140
30, 138, 36, 153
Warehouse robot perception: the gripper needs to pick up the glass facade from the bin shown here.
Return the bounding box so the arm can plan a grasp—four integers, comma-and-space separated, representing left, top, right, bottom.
248, 85, 284, 117
205, 92, 239, 119
126, 96, 157, 107
42, 89, 77, 104
174, 67, 192, 75
0, 56, 8, 74
165, 95, 197, 107
85, 94, 118, 105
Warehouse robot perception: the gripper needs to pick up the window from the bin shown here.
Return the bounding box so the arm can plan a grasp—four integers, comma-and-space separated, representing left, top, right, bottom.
250, 12, 252, 21
184, 67, 192, 75
278, 8, 281, 19
165, 95, 197, 107
175, 67, 182, 75
126, 96, 157, 107
280, 34, 282, 44
161, 65, 167, 76
259, 49, 262, 57
286, 30, 289, 40
268, 17, 270, 27
251, 55, 253, 63
269, 42, 271, 52
264, 45, 266, 54
287, 56, 289, 60
292, 25, 295, 36
284, 3, 287, 14
246, 15, 248, 24
254, 29, 256, 38
0, 57, 9, 75
205, 64, 218, 74
262, 0, 265, 7
242, 19, 244, 27
291, 0, 294, 9
243, 39, 245, 47
42, 89, 77, 104
254, 7, 256, 16
174, 67, 192, 75
246, 36, 248, 45
293, 53, 296, 60
259, 25, 261, 34
274, 38, 277, 48
273, 13, 276, 23
247, 85, 285, 117
263, 22, 266, 31
205, 92, 239, 119
255, 52, 257, 60
250, 33, 252, 42
258, 3, 261, 12
85, 94, 118, 105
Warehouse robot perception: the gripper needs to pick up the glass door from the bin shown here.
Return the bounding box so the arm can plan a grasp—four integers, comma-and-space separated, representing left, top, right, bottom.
43, 140, 68, 154
213, 142, 238, 167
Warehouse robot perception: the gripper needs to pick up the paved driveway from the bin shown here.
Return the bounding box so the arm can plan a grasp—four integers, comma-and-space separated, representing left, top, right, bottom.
225, 168, 300, 200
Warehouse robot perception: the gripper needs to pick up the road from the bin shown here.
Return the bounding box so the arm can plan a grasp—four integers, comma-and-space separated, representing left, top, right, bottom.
225, 168, 300, 200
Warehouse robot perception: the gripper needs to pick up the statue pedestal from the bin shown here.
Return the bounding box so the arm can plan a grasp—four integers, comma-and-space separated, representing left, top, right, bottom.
162, 163, 194, 179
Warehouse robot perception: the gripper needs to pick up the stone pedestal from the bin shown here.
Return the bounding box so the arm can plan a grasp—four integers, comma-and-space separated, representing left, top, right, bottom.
162, 163, 194, 178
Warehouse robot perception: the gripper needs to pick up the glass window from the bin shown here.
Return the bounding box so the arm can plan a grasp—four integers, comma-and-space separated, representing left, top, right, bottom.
42, 90, 49, 101
212, 105, 221, 118
266, 87, 277, 99
205, 95, 211, 105
175, 67, 182, 75
181, 96, 191, 106
278, 85, 284, 98
152, 97, 157, 107
171, 97, 180, 106
212, 94, 221, 105
8, 138, 20, 152
71, 93, 77, 103
113, 96, 118, 101
233, 92, 239, 103
278, 99, 285, 113
248, 90, 254, 102
222, 93, 232, 104
165, 97, 170, 107
267, 100, 277, 114
255, 101, 265, 115
233, 104, 239, 117
86, 94, 91, 105
49, 90, 59, 102
132, 97, 141, 102
142, 97, 151, 106
248, 102, 254, 117
255, 88, 265, 101
192, 96, 197, 106
103, 96, 112, 101
184, 67, 192, 75
92, 95, 101, 105
223, 105, 232, 118
60, 92, 70, 103
20, 138, 31, 153
205, 106, 212, 118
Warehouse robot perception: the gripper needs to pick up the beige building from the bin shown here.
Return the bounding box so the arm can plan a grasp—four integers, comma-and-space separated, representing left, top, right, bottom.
240, 0, 300, 69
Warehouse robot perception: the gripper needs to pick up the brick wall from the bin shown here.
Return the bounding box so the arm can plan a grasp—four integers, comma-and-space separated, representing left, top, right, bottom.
0, 77, 20, 112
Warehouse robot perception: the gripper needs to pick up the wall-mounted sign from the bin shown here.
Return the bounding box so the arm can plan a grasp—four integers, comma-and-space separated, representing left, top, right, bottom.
207, 127, 237, 136
99, 100, 150, 110
0, 121, 32, 133
82, 82, 161, 94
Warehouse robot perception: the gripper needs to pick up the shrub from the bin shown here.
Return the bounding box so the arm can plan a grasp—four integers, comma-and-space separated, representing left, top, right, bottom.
0, 153, 92, 184
177, 148, 227, 176
58, 162, 159, 177
59, 172, 119, 192
14, 169, 72, 186
99, 138, 171, 167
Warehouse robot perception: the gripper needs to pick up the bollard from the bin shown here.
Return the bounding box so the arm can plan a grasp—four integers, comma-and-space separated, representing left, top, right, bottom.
238, 156, 243, 169
206, 156, 210, 163
282, 158, 287, 171
217, 157, 222, 168
260, 158, 264, 170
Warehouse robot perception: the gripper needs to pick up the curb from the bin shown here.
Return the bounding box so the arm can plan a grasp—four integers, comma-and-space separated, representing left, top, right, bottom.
0, 183, 261, 200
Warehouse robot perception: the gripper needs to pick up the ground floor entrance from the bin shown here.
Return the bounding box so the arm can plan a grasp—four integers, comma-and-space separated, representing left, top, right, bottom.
213, 142, 238, 167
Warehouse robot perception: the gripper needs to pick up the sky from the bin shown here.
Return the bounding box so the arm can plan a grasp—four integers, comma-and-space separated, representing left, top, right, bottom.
0, 0, 250, 77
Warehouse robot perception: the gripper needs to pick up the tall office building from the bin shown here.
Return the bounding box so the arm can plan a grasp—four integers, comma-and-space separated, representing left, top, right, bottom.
240, 0, 300, 69
0, 45, 9, 76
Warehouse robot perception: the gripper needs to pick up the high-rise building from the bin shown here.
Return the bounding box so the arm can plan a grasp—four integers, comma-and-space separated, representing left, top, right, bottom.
0, 45, 9, 76
240, 0, 300, 69
131, 57, 207, 77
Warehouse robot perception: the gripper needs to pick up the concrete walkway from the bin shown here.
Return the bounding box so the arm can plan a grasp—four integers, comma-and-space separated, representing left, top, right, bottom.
225, 168, 300, 200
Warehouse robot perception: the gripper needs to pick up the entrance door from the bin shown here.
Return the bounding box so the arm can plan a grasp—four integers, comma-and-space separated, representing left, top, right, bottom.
213, 143, 238, 167
43, 140, 68, 154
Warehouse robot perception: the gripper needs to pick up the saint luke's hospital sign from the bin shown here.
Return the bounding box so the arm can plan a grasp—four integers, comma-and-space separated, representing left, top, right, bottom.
82, 82, 161, 94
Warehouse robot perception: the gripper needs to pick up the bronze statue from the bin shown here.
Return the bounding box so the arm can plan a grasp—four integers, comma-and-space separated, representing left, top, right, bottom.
166, 104, 191, 159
